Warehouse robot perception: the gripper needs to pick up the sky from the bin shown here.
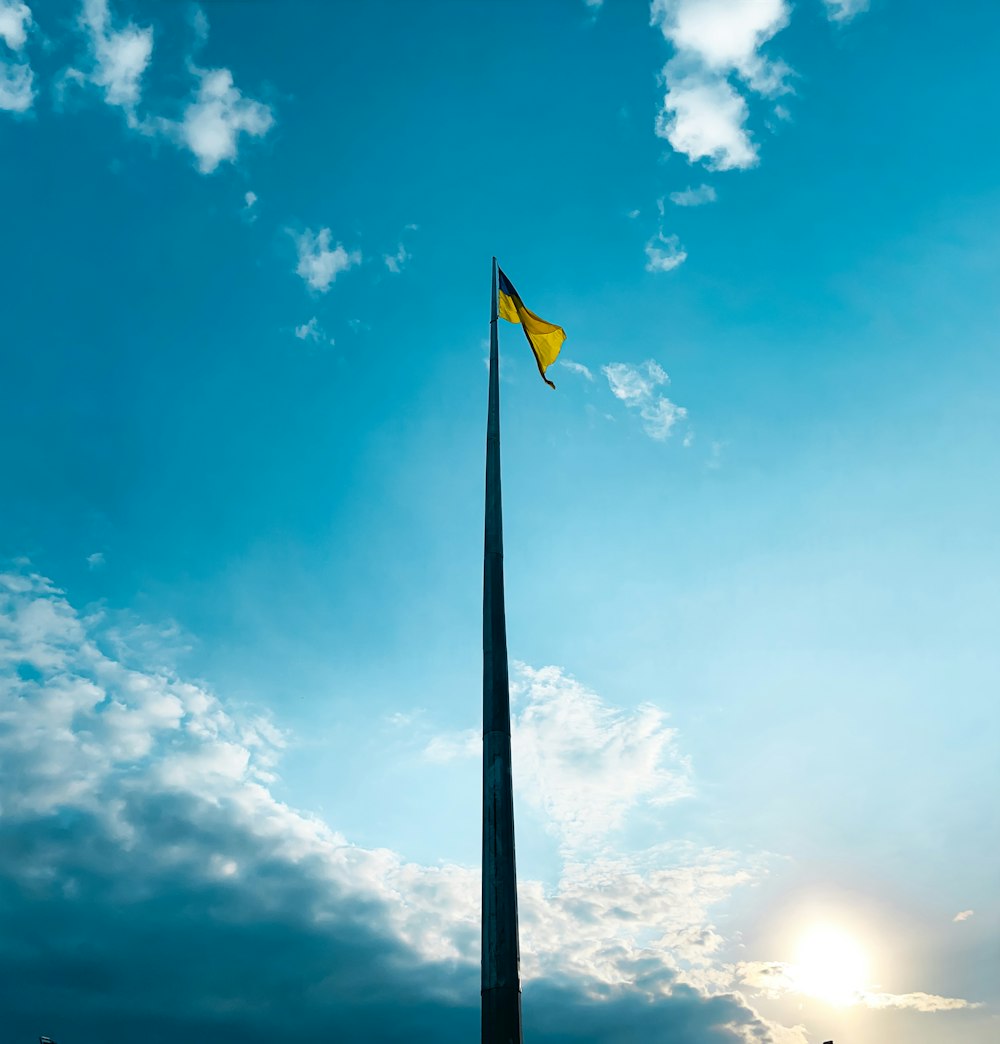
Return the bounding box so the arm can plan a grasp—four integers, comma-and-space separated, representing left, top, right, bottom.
2, 0, 999, 1042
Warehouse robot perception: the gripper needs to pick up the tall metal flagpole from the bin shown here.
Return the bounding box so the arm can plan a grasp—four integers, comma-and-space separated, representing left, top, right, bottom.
482, 256, 523, 1044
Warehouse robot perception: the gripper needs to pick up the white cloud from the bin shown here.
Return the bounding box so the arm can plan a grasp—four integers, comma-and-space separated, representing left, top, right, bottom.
655, 70, 757, 170
560, 359, 594, 381
736, 960, 794, 997
424, 728, 478, 763
603, 360, 688, 440
67, 4, 272, 173
384, 225, 418, 273
824, 0, 869, 22
645, 231, 687, 272
385, 709, 421, 727
627, 208, 641, 219
669, 183, 717, 207
0, 569, 775, 1019
384, 243, 410, 274
424, 665, 691, 852
0, 1, 31, 49
765, 1026, 810, 1044
651, 0, 791, 170
294, 317, 332, 344
511, 664, 692, 850
190, 4, 210, 45
645, 195, 687, 273
0, 0, 33, 112
605, 358, 670, 403
4, 567, 971, 1039
953, 909, 974, 922
86, 552, 105, 569
736, 960, 978, 1013
179, 66, 273, 174
241, 190, 258, 223
294, 317, 319, 341
639, 394, 688, 438
293, 228, 361, 293
521, 845, 769, 990
77, 0, 153, 115
652, 0, 790, 84
0, 56, 31, 110
860, 991, 979, 1013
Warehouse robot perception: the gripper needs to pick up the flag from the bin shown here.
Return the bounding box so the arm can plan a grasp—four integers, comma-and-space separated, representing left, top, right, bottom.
497, 268, 566, 389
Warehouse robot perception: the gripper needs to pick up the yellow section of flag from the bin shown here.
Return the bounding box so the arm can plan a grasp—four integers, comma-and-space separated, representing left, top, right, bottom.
497, 267, 566, 389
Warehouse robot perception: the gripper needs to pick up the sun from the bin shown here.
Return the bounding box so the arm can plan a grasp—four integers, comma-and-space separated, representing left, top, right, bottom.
792, 924, 871, 1006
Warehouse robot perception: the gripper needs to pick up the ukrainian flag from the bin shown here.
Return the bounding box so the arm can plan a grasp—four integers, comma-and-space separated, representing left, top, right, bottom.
497, 268, 566, 389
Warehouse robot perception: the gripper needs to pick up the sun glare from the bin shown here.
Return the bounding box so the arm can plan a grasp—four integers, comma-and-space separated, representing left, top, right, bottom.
792, 924, 870, 1006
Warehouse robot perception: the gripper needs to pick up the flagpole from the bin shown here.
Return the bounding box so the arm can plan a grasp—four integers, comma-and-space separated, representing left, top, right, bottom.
482, 256, 523, 1044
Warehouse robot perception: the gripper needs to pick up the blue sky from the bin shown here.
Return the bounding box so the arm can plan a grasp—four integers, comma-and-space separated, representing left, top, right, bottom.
2, 1, 999, 1042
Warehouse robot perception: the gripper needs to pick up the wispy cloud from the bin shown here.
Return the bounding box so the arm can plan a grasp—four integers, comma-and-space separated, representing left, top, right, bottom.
860, 991, 979, 1012
424, 664, 692, 852
0, 0, 34, 112
0, 1, 31, 49
560, 359, 594, 381
603, 359, 688, 440
293, 228, 361, 292
737, 961, 978, 1013
178, 66, 273, 174
384, 709, 422, 728
645, 231, 687, 272
383, 243, 410, 274
294, 317, 331, 344
424, 728, 478, 763
65, 3, 272, 173
0, 55, 32, 112
85, 552, 105, 569
670, 183, 717, 207
384, 225, 418, 274
824, 0, 869, 23
651, 0, 791, 170
645, 197, 687, 272
75, 0, 153, 118
512, 664, 692, 850
242, 189, 258, 222
953, 909, 974, 923
604, 358, 670, 404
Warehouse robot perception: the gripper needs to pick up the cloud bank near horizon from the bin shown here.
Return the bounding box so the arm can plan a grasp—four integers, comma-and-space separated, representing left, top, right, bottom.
0, 566, 796, 1044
